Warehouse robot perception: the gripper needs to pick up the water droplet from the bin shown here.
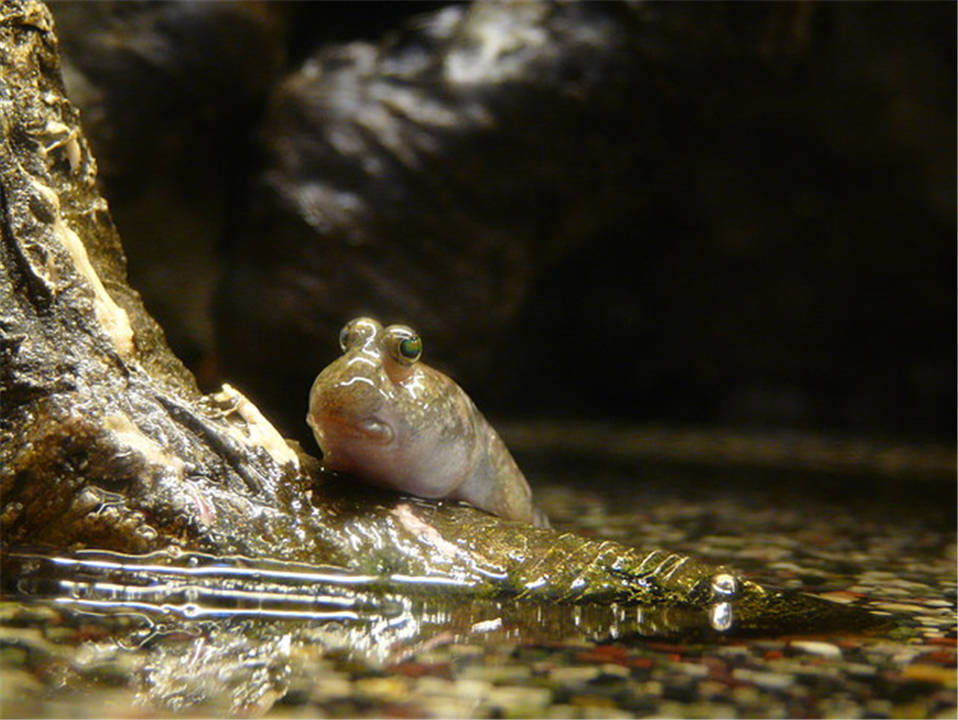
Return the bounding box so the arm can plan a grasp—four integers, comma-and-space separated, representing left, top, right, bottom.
181, 603, 200, 618
710, 601, 734, 631
711, 572, 739, 598
134, 525, 157, 542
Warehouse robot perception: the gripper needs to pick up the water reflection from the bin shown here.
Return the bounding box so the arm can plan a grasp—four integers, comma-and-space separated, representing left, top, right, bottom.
0, 539, 898, 717
5, 548, 738, 648
1, 547, 749, 713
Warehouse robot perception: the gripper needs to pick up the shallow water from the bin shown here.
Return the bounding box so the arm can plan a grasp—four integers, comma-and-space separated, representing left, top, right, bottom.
1, 443, 955, 718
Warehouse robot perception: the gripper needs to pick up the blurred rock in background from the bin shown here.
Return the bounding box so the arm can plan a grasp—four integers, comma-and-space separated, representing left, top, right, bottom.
50, 1, 287, 373
51, 1, 956, 443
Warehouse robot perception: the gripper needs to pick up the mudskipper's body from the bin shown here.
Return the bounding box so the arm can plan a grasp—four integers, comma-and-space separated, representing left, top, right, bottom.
307, 317, 547, 527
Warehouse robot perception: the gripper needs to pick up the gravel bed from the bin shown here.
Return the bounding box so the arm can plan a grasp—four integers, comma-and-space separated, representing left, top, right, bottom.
1, 460, 954, 718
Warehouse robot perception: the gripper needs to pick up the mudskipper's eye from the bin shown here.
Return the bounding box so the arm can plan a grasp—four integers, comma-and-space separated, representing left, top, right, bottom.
399, 336, 422, 362
338, 317, 380, 352
383, 325, 423, 365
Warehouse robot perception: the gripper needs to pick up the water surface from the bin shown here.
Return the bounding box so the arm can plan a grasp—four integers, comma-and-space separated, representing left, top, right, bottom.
1, 443, 954, 718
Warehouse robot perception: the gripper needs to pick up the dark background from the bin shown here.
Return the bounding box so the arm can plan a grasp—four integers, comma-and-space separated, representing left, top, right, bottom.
50, 1, 956, 444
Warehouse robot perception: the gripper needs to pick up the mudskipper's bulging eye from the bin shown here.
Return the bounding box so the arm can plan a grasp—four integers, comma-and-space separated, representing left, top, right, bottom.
338, 317, 380, 352
383, 324, 423, 366
399, 336, 422, 362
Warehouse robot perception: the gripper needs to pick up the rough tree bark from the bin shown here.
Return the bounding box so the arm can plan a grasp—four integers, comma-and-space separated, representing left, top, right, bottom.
0, 1, 878, 635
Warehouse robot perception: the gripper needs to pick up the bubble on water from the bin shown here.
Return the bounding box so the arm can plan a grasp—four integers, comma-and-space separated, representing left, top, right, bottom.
711, 572, 739, 599
181, 603, 201, 618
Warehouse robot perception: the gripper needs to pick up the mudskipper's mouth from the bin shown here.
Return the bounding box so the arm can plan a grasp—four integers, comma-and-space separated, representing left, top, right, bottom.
312, 412, 395, 445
